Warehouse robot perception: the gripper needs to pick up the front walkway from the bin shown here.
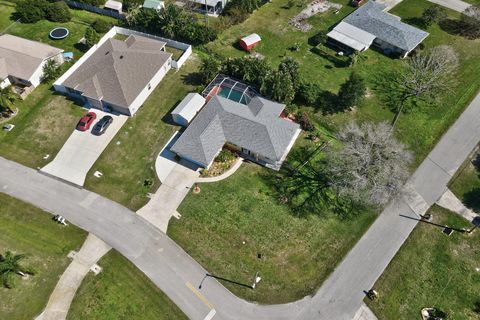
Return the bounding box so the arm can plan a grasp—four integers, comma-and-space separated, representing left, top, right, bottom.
137, 161, 199, 232
436, 188, 479, 222
36, 234, 111, 320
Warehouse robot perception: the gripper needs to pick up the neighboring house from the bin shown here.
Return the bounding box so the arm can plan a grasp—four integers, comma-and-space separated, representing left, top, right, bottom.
171, 92, 301, 171
54, 32, 172, 116
143, 0, 164, 10
327, 1, 429, 57
0, 34, 64, 89
171, 93, 206, 126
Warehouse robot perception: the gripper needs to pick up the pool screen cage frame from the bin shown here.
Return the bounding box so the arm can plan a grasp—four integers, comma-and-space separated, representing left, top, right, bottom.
202, 74, 258, 105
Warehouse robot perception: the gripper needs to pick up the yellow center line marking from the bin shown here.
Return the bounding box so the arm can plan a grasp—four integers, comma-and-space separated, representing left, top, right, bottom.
186, 282, 214, 309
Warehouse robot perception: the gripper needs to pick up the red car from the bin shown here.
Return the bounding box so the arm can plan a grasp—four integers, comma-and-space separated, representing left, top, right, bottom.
76, 112, 97, 131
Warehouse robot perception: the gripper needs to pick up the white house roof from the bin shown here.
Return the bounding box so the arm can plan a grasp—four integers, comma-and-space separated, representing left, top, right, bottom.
105, 0, 122, 11
240, 33, 261, 46
171, 93, 206, 123
143, 0, 163, 9
190, 0, 222, 6
327, 21, 376, 52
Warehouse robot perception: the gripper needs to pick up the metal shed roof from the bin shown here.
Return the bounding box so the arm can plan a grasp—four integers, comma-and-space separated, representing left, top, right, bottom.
240, 33, 261, 46
104, 0, 122, 11
171, 93, 206, 123
327, 21, 376, 52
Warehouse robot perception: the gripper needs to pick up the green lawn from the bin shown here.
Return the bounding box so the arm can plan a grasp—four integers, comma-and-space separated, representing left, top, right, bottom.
367, 206, 480, 320
67, 250, 188, 320
206, 0, 480, 165
449, 151, 480, 213
0, 194, 87, 320
168, 163, 377, 304
83, 57, 202, 210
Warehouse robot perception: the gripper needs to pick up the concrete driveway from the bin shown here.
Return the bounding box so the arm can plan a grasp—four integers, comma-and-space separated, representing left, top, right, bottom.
41, 110, 127, 187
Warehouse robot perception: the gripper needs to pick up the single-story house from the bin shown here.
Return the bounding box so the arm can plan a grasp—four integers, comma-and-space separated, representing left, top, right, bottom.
104, 0, 122, 13
0, 34, 64, 89
171, 93, 206, 126
143, 0, 164, 10
327, 1, 429, 57
171, 94, 301, 171
54, 33, 172, 116
239, 33, 261, 51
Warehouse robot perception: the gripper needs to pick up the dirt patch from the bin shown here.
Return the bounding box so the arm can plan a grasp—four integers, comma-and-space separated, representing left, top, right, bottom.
289, 0, 342, 32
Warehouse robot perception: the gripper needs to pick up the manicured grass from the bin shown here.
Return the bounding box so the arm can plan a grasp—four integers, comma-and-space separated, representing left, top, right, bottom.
206, 0, 480, 165
83, 57, 202, 210
449, 151, 480, 213
168, 162, 377, 304
367, 206, 480, 320
0, 86, 86, 168
166, 45, 185, 61
0, 194, 87, 320
67, 251, 188, 320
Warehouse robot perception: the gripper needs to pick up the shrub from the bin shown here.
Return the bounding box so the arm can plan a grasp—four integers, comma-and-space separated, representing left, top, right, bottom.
15, 0, 49, 23
216, 149, 236, 163
45, 1, 72, 23
76, 0, 104, 5
297, 82, 322, 105
84, 27, 100, 48
337, 72, 366, 111
91, 19, 112, 33
41, 60, 62, 83
421, 5, 447, 27
200, 57, 221, 85
298, 112, 314, 131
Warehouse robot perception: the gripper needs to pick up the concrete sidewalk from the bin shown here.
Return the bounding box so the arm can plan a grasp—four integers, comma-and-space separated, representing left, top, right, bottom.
427, 0, 471, 13
437, 188, 479, 222
36, 234, 111, 320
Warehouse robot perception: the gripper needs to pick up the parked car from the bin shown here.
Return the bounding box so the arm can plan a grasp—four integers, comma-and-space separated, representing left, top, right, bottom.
351, 0, 364, 6
76, 112, 97, 131
91, 115, 113, 135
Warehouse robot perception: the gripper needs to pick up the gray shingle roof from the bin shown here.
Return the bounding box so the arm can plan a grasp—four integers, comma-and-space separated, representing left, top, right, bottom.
344, 1, 429, 52
171, 95, 300, 167
0, 34, 63, 81
62, 35, 171, 109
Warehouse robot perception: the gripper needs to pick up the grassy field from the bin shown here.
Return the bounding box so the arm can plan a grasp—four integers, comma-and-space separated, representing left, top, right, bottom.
449, 151, 480, 213
0, 194, 87, 320
206, 0, 480, 165
83, 57, 202, 210
168, 163, 377, 304
367, 206, 480, 320
68, 251, 188, 320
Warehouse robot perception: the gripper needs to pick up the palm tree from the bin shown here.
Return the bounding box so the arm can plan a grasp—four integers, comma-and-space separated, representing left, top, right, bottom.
0, 87, 17, 116
0, 251, 34, 289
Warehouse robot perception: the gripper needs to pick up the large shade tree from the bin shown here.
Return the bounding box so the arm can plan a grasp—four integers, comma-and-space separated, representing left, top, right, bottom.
0, 251, 34, 289
278, 122, 412, 216
391, 45, 459, 127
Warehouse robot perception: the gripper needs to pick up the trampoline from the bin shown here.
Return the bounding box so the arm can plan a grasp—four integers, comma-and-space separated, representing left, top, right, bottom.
49, 27, 69, 40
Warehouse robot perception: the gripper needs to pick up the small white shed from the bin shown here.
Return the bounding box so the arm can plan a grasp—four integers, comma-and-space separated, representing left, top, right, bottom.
171, 93, 206, 126
104, 0, 123, 13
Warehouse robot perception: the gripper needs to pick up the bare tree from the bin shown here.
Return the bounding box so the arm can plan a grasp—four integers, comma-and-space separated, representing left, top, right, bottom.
329, 122, 413, 206
461, 4, 480, 39
277, 122, 412, 216
392, 45, 459, 127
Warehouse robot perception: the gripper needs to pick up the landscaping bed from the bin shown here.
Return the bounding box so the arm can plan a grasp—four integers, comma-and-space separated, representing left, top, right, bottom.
0, 194, 87, 320
366, 206, 480, 320
200, 149, 239, 177
67, 251, 188, 320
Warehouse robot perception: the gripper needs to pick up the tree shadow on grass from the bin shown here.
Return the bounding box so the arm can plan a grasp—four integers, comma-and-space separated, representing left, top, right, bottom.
403, 17, 427, 30
181, 71, 203, 87
462, 187, 480, 213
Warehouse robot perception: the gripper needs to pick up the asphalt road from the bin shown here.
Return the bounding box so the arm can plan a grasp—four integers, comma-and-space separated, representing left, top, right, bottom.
1, 91, 479, 320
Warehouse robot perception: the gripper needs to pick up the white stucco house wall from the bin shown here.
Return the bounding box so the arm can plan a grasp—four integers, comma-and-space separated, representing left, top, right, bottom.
0, 34, 64, 89
54, 28, 175, 116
